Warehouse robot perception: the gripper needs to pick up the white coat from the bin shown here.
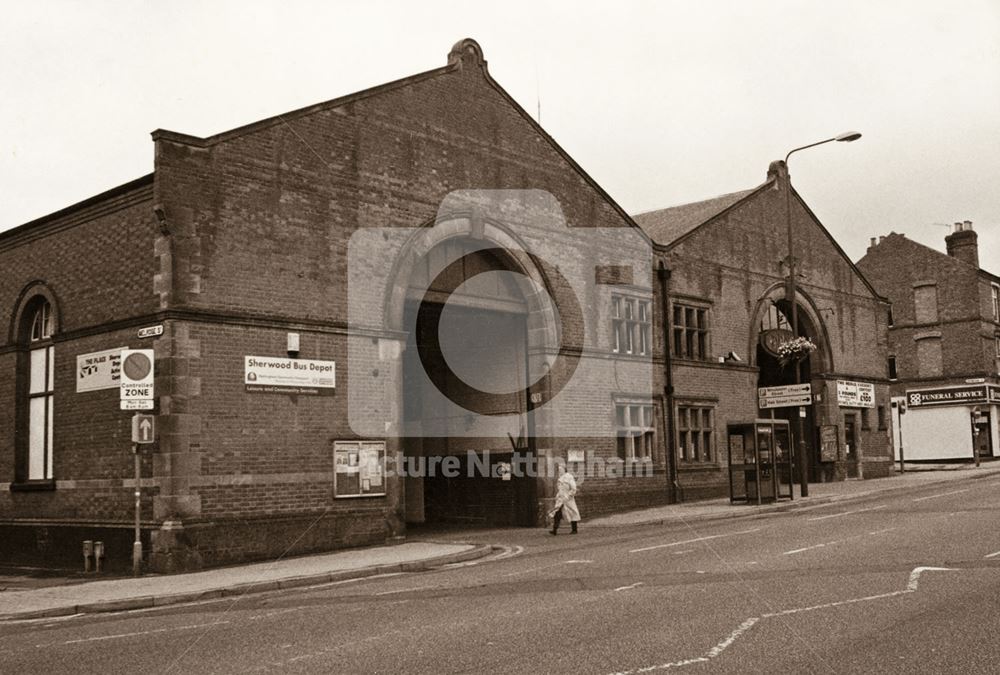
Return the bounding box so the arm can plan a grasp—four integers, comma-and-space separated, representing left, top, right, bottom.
550, 471, 581, 522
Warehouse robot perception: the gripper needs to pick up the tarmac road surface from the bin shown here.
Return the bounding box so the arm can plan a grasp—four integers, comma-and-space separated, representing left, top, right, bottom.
2, 475, 1000, 674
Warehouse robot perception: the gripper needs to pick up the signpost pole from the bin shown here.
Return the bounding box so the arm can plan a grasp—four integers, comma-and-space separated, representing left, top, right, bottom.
972, 407, 982, 468
132, 437, 141, 577
897, 402, 906, 474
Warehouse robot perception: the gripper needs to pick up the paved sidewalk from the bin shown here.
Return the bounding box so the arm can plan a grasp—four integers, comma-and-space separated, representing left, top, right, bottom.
0, 541, 490, 622
589, 461, 1000, 528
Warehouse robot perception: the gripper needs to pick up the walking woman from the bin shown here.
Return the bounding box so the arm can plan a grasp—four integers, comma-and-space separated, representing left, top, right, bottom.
549, 464, 581, 535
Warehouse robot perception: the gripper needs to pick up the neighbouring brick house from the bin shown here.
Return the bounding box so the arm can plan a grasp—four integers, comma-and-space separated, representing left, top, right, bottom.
857, 223, 1000, 462
634, 160, 894, 499
1, 39, 675, 573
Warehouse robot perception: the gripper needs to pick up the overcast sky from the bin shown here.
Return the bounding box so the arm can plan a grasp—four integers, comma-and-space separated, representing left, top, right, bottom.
3, 1, 999, 268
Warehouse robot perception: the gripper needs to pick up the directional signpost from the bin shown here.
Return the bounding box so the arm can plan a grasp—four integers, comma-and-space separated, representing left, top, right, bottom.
758, 383, 812, 409
120, 349, 154, 575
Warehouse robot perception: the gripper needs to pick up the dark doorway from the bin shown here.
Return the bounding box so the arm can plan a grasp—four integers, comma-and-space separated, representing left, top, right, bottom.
401, 239, 536, 527
974, 412, 992, 458
843, 413, 859, 478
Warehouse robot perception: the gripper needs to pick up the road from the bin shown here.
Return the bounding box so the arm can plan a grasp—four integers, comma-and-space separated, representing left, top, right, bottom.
3, 476, 1000, 674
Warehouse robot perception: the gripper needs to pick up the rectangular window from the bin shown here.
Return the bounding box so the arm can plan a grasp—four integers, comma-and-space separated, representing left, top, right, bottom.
612, 295, 651, 356
333, 440, 386, 498
995, 335, 1000, 359
887, 305, 894, 327
28, 345, 55, 480
992, 284, 1000, 321
672, 303, 709, 360
677, 404, 714, 462
616, 402, 654, 461
861, 407, 871, 430
888, 355, 898, 380
877, 405, 887, 430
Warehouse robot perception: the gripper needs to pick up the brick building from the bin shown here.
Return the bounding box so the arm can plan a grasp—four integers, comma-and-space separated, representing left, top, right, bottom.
2, 38, 899, 573
858, 223, 1000, 461
1, 39, 676, 573
635, 160, 894, 498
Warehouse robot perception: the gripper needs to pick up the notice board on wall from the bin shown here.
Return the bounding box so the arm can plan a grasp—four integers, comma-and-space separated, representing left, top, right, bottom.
819, 425, 840, 463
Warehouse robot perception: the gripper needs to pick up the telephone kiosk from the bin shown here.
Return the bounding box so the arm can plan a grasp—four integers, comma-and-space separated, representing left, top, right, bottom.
727, 420, 794, 504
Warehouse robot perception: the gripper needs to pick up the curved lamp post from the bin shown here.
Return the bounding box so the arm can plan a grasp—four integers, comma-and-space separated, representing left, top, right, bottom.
783, 130, 861, 497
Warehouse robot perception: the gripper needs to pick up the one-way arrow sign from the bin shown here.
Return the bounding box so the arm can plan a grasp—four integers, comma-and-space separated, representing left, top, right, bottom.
131, 414, 156, 444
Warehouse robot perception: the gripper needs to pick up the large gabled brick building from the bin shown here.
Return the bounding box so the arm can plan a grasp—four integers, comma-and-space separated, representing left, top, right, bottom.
635, 160, 894, 498
858, 223, 1000, 461
1, 39, 675, 573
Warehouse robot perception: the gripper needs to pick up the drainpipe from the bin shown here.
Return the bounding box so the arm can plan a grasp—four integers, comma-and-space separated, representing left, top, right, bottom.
657, 260, 680, 502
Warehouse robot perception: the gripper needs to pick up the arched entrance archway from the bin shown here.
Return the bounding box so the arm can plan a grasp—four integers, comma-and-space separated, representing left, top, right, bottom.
390, 221, 559, 528
751, 287, 833, 483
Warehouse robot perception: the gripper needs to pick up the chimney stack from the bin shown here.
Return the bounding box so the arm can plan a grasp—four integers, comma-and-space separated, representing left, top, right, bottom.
945, 220, 978, 268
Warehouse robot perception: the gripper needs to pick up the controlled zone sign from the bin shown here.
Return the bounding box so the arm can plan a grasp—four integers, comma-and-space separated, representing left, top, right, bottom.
120, 349, 154, 410
758, 383, 812, 409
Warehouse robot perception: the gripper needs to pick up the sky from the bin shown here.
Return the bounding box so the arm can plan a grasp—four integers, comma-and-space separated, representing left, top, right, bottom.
3, 1, 999, 267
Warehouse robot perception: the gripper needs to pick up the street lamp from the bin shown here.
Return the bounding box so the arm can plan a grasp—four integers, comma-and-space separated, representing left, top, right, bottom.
782, 130, 861, 498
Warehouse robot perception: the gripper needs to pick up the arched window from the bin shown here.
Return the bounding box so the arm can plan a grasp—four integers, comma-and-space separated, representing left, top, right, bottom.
17, 298, 56, 483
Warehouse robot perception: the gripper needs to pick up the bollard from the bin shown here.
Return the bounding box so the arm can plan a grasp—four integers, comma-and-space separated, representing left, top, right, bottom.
82, 540, 93, 573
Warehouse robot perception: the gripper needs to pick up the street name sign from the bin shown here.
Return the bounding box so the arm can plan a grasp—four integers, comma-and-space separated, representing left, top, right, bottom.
758, 383, 812, 409
120, 349, 154, 410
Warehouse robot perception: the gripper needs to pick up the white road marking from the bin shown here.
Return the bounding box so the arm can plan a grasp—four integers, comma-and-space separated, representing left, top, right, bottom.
783, 542, 830, 555
375, 585, 436, 596
607, 566, 956, 675
38, 620, 231, 647
614, 582, 644, 592
806, 505, 886, 521
566, 559, 594, 564
629, 528, 762, 554
869, 527, 896, 535
984, 550, 1000, 559
672, 549, 696, 555
912, 488, 970, 502
784, 527, 896, 556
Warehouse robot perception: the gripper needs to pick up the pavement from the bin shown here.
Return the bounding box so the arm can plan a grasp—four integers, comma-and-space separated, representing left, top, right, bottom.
2, 460, 998, 623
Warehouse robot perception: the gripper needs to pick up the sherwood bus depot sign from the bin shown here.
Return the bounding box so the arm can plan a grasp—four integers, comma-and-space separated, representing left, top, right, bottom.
245, 356, 336, 395
906, 384, 1000, 408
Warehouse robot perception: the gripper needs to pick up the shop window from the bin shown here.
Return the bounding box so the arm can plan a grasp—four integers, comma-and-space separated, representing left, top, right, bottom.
15, 298, 56, 485
888, 355, 898, 380
677, 404, 714, 462
612, 295, 651, 356
616, 401, 654, 461
672, 303, 709, 360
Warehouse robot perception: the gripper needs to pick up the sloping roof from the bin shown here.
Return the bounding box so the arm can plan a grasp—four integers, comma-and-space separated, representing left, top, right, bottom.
632, 189, 758, 245
860, 231, 1000, 282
